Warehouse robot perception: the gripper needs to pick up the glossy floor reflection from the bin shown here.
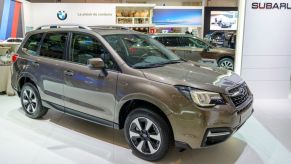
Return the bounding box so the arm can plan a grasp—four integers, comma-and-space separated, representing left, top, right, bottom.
0, 95, 291, 164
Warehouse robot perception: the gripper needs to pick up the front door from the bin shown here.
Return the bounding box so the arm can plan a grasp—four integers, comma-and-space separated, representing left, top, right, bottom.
63, 33, 119, 122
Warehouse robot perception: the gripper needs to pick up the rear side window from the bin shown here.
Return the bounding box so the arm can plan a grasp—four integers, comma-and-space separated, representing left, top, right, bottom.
40, 33, 67, 60
160, 37, 179, 47
23, 33, 43, 56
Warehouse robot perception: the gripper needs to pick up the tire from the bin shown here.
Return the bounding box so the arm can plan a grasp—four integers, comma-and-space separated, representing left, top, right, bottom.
20, 83, 48, 119
124, 108, 173, 161
218, 58, 234, 70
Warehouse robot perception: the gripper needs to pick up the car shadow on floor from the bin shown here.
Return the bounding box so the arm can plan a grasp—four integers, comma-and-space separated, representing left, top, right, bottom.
15, 107, 249, 164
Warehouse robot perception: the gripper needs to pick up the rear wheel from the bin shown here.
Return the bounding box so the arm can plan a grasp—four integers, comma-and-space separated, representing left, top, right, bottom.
124, 108, 172, 161
218, 58, 234, 70
20, 83, 48, 119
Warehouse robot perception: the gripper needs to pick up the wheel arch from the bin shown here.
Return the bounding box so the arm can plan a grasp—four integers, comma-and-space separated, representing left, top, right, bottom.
218, 56, 234, 63
17, 73, 38, 95
117, 97, 174, 138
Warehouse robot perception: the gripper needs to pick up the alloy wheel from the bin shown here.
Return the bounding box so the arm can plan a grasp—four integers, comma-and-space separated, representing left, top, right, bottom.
22, 88, 38, 114
129, 117, 162, 155
219, 59, 234, 70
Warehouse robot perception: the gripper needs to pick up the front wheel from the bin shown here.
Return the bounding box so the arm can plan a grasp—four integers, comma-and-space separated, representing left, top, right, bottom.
218, 58, 234, 70
124, 108, 173, 161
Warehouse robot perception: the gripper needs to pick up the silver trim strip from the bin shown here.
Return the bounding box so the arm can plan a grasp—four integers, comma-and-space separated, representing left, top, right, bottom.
207, 131, 231, 137
36, 24, 91, 30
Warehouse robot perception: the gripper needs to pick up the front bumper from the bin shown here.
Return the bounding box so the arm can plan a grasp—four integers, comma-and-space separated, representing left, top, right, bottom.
201, 106, 253, 147
169, 96, 254, 149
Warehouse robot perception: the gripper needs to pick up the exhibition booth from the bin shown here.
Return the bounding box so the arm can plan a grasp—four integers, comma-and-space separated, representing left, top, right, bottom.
0, 0, 291, 163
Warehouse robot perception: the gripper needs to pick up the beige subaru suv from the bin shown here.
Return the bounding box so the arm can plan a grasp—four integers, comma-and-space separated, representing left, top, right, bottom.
11, 25, 253, 161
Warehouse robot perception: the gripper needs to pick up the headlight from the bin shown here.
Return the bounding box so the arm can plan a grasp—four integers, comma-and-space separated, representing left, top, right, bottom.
176, 86, 225, 107
190, 90, 225, 107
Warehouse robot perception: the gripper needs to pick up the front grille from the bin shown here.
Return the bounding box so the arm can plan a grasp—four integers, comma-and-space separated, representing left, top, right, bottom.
228, 83, 250, 107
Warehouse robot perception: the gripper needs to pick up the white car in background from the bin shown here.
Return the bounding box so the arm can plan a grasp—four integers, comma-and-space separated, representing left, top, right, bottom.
3, 38, 23, 43
211, 15, 235, 28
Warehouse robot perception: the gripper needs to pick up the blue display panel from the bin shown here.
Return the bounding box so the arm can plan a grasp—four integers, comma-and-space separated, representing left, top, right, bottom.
153, 9, 202, 26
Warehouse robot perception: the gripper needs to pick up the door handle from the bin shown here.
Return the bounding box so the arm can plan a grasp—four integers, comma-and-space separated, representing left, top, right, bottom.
64, 70, 74, 76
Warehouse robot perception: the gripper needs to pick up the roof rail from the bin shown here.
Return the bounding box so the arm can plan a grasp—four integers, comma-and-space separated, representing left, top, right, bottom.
89, 25, 129, 30
35, 24, 91, 30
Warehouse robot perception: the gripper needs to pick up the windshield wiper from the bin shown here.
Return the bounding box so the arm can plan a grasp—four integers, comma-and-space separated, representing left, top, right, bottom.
132, 63, 165, 69
132, 60, 185, 69
159, 59, 185, 65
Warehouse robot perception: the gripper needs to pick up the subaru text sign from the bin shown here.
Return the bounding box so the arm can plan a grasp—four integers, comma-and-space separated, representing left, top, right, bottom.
57, 11, 67, 21
252, 2, 291, 9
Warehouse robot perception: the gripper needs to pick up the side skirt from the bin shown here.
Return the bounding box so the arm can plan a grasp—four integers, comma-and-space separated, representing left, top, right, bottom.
42, 100, 120, 129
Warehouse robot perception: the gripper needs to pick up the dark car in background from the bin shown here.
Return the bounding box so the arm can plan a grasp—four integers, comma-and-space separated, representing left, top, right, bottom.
204, 31, 236, 48
152, 34, 235, 70
204, 31, 225, 47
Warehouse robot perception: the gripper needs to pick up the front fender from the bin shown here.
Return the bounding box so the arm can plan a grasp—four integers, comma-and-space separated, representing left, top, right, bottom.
114, 74, 184, 123
116, 92, 172, 119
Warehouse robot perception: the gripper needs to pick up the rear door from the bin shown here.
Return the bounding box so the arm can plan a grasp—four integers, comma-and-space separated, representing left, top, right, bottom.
35, 32, 69, 111
63, 32, 119, 122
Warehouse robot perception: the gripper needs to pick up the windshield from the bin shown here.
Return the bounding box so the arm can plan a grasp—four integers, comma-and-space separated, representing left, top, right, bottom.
104, 34, 182, 68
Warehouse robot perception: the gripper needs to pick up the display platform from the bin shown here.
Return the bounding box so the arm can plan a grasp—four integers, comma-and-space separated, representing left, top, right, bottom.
0, 95, 290, 164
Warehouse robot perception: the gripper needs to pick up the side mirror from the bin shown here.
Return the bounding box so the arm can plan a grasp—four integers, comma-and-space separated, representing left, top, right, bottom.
88, 58, 104, 69
203, 47, 210, 52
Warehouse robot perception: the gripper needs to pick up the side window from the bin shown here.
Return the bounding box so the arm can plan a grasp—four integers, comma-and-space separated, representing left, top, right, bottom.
180, 37, 194, 47
23, 33, 43, 56
189, 38, 208, 49
180, 37, 208, 49
71, 33, 117, 70
16, 39, 23, 42
40, 33, 67, 60
154, 37, 164, 44
162, 37, 179, 47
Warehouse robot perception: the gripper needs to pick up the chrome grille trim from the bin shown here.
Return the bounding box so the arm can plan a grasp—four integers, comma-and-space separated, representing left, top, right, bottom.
227, 82, 251, 108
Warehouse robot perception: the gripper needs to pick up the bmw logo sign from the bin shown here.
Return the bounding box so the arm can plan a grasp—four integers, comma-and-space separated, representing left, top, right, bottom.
57, 11, 67, 21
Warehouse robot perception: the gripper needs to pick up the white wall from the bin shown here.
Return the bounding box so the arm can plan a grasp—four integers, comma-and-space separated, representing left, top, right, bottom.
30, 3, 116, 28
18, 0, 33, 31
241, 0, 291, 99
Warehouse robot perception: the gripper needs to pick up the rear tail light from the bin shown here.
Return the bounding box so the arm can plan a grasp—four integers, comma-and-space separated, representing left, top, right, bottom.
12, 54, 19, 63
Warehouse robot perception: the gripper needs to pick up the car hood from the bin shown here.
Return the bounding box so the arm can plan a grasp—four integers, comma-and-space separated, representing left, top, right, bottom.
141, 61, 243, 94
211, 47, 235, 55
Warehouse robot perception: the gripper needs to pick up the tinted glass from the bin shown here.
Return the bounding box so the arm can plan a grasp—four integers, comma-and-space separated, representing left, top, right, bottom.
180, 37, 209, 48
40, 33, 67, 60
71, 33, 117, 70
104, 34, 182, 69
160, 37, 179, 47
154, 37, 163, 43
15, 39, 23, 42
23, 33, 43, 56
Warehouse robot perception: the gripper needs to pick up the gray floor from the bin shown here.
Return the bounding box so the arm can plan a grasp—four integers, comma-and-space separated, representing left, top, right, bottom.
0, 95, 291, 164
